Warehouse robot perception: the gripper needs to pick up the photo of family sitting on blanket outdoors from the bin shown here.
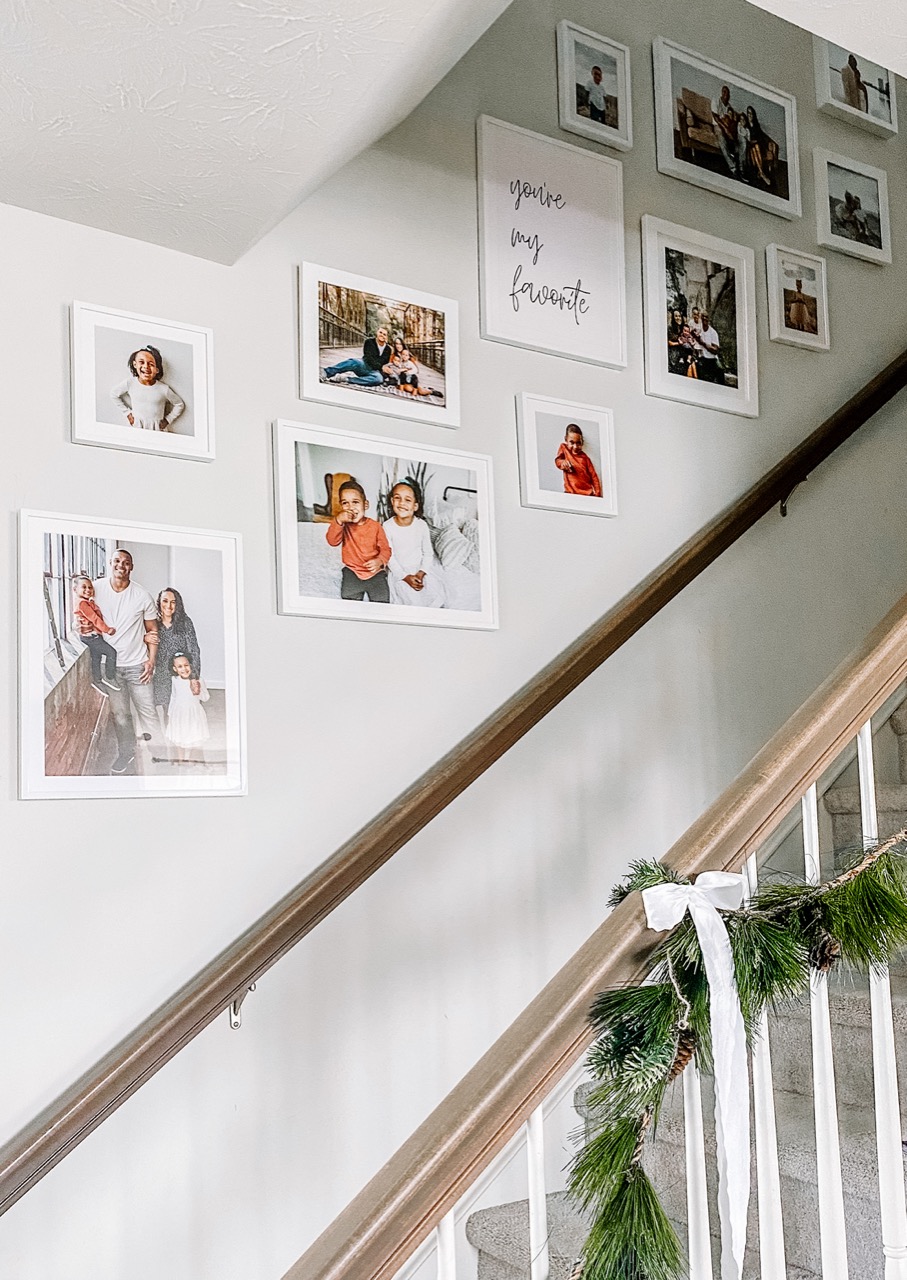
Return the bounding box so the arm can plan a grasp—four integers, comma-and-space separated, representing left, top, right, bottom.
318, 281, 447, 406
664, 247, 738, 387
290, 436, 490, 625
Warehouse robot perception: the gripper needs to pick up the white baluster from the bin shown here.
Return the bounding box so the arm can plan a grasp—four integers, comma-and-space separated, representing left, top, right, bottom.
857, 723, 907, 1280
744, 853, 787, 1279
802, 785, 849, 1280
683, 1063, 714, 1280
437, 1209, 457, 1280
527, 1106, 550, 1280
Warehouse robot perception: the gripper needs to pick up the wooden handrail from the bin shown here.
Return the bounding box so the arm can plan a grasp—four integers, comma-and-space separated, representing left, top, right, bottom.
2, 351, 907, 1217
286, 586, 907, 1280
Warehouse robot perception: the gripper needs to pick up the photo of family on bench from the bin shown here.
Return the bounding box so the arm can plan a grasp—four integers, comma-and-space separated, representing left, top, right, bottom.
674, 76, 788, 200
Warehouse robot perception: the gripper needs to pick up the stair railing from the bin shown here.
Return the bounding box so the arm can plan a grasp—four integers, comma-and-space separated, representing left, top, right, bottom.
3, 351, 907, 1218
286, 587, 907, 1280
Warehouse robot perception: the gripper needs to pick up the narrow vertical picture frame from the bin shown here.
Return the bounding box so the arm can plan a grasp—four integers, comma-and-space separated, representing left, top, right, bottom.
71, 302, 215, 461
813, 38, 898, 137
556, 21, 632, 151
642, 215, 758, 418
814, 149, 891, 265
298, 264, 460, 429
765, 245, 830, 350
477, 115, 627, 369
516, 393, 617, 517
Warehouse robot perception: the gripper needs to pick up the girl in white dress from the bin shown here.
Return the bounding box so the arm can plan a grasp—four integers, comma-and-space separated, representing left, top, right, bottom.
111, 344, 185, 432
383, 479, 446, 608
165, 652, 210, 762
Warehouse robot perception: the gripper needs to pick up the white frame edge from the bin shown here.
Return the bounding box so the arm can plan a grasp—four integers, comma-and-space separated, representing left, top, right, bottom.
812, 36, 898, 138
516, 392, 618, 518
556, 20, 633, 152
813, 148, 892, 265
765, 244, 830, 351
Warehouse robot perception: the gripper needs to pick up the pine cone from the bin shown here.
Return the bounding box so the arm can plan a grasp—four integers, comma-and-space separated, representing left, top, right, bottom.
811, 932, 842, 973
668, 1027, 697, 1080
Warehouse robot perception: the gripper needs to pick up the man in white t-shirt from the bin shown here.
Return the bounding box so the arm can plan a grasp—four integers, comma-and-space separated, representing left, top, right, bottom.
695, 312, 723, 384
93, 549, 159, 774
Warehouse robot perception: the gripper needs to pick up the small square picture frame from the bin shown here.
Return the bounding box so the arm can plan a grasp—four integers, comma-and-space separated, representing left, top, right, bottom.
814, 149, 891, 265
813, 38, 898, 138
71, 302, 215, 462
516, 393, 617, 518
642, 215, 758, 418
556, 21, 632, 151
765, 245, 830, 351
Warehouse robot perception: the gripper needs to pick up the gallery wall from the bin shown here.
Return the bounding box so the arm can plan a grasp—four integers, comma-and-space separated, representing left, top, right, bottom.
1, 0, 907, 1275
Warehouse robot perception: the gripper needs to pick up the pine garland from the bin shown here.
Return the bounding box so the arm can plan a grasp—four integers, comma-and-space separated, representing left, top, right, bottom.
569, 827, 907, 1280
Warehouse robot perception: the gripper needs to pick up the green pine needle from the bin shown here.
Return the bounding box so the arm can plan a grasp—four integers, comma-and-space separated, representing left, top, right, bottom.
727, 912, 810, 1029
588, 984, 680, 1065
569, 1119, 643, 1211
607, 860, 689, 909
823, 851, 907, 969
580, 1167, 685, 1280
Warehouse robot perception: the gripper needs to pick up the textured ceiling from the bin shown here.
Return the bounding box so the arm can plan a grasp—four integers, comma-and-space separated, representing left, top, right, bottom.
745, 0, 907, 76
0, 0, 512, 263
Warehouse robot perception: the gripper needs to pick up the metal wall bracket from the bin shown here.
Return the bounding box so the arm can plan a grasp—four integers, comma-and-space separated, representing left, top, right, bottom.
228, 982, 257, 1030
780, 476, 807, 517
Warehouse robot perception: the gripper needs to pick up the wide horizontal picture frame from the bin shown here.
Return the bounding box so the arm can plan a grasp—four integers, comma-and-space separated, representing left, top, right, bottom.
516, 392, 617, 517
20, 510, 246, 799
814, 148, 891, 265
299, 263, 460, 428
71, 301, 215, 461
765, 243, 830, 351
653, 36, 801, 220
642, 215, 758, 418
813, 37, 898, 138
477, 114, 627, 369
274, 420, 498, 630
556, 20, 633, 151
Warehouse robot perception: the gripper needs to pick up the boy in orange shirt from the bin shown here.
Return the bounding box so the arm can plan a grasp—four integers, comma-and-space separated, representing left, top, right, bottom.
554, 424, 602, 498
325, 479, 392, 602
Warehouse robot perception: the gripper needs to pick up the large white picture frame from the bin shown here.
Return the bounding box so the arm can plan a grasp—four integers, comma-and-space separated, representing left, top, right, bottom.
813, 38, 898, 138
642, 215, 758, 418
20, 510, 246, 799
765, 244, 830, 351
477, 115, 627, 369
71, 302, 215, 462
274, 420, 497, 630
298, 263, 460, 429
556, 21, 633, 151
814, 149, 891, 265
653, 37, 801, 220
517, 393, 617, 518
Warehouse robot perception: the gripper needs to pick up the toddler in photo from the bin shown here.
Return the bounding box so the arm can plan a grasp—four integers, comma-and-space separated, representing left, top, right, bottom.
383, 479, 446, 608
165, 652, 210, 763
326, 479, 392, 603
72, 574, 119, 693
554, 424, 602, 498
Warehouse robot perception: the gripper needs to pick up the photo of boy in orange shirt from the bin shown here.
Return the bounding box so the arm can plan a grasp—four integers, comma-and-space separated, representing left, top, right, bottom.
554, 424, 603, 498
325, 479, 392, 602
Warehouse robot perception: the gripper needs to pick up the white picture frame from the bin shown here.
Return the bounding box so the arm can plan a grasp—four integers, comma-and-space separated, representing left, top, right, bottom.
20, 510, 246, 799
813, 37, 898, 138
516, 393, 617, 518
814, 148, 891, 265
71, 302, 215, 461
477, 115, 627, 369
298, 263, 460, 429
765, 244, 830, 351
653, 36, 801, 220
642, 215, 758, 418
273, 420, 498, 630
556, 21, 632, 151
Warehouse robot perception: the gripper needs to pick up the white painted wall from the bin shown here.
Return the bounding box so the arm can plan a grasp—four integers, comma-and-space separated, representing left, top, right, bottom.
1, 0, 907, 1276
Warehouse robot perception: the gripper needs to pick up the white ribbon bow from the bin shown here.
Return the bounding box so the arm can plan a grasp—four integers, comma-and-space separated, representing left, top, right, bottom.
642, 871, 749, 1280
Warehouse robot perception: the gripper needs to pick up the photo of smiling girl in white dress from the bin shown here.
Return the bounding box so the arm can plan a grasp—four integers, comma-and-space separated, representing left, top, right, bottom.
111, 344, 185, 433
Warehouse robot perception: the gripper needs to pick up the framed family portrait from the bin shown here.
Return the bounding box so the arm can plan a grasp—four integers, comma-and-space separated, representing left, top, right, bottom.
298, 264, 460, 428
653, 37, 801, 219
477, 115, 626, 369
556, 21, 632, 151
516, 393, 617, 518
71, 302, 215, 461
642, 215, 758, 418
813, 38, 898, 137
20, 510, 246, 799
273, 420, 497, 630
765, 245, 830, 350
814, 149, 891, 265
